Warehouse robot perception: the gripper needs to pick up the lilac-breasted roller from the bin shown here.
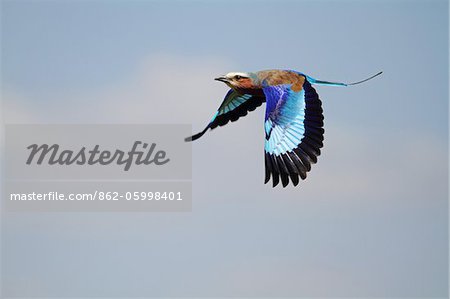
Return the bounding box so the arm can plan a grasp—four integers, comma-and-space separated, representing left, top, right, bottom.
185, 70, 382, 187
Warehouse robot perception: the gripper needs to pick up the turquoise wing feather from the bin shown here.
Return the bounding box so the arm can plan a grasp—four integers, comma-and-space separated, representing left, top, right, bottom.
185, 90, 264, 141
264, 79, 324, 187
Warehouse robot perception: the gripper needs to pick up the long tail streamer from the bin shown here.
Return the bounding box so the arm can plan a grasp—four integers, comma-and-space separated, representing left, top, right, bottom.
308, 71, 383, 87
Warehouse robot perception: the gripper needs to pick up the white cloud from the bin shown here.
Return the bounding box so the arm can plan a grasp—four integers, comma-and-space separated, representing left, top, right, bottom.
3, 53, 237, 124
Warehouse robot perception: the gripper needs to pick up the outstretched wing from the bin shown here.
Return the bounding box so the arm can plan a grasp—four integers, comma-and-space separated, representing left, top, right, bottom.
264, 79, 324, 187
185, 89, 265, 141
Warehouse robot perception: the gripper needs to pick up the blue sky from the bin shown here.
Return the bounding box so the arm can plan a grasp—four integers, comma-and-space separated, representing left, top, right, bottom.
1, 0, 448, 297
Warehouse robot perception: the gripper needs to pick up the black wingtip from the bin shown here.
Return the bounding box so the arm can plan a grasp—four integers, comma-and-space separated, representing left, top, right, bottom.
184, 132, 202, 142
184, 127, 209, 142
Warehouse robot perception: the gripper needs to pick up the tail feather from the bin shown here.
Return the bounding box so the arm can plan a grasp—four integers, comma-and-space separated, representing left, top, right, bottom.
307, 71, 382, 87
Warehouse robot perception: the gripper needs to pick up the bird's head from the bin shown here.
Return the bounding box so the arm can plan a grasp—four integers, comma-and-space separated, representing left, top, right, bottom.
214, 72, 258, 90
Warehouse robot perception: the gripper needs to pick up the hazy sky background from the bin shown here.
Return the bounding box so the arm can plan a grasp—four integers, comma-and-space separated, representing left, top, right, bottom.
1, 0, 448, 297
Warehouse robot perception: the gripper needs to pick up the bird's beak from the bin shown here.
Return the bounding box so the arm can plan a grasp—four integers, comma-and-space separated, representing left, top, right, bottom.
214, 76, 229, 83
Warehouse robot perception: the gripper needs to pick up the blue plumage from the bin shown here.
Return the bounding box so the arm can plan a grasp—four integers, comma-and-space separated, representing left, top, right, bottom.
186, 69, 382, 187
263, 85, 306, 155
263, 79, 324, 187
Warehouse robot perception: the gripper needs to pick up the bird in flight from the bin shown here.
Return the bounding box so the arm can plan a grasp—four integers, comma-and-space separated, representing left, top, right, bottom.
185, 70, 382, 187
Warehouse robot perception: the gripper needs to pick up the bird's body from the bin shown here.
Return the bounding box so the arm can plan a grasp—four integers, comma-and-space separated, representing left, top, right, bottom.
186, 69, 382, 187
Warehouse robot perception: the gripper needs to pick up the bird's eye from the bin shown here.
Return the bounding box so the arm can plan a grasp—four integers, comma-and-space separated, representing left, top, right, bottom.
235, 75, 242, 80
